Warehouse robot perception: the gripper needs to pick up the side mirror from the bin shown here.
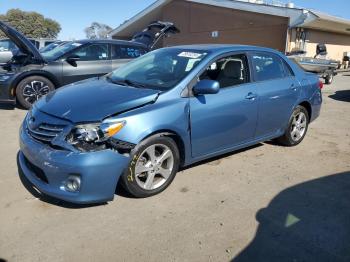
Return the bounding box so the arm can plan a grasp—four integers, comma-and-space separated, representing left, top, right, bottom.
193, 79, 220, 95
66, 55, 80, 66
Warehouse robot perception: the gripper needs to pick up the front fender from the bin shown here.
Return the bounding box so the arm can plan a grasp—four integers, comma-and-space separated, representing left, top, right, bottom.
110, 97, 192, 164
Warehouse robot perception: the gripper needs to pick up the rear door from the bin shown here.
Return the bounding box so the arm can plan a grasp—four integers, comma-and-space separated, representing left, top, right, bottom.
111, 44, 147, 70
249, 52, 299, 138
61, 43, 112, 85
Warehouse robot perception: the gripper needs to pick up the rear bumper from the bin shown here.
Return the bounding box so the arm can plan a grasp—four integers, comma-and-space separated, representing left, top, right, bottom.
18, 124, 130, 204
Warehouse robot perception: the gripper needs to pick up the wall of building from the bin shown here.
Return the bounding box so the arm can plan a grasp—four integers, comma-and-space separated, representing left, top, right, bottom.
161, 0, 289, 52
289, 28, 350, 61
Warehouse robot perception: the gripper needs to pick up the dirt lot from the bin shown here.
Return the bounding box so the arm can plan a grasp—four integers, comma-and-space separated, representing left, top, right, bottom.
0, 74, 349, 262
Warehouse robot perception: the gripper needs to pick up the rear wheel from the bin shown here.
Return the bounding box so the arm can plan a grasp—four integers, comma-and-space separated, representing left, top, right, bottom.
121, 135, 180, 198
277, 105, 309, 146
16, 76, 55, 109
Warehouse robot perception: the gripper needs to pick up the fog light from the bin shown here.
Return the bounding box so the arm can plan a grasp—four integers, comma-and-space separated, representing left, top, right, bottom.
64, 175, 81, 192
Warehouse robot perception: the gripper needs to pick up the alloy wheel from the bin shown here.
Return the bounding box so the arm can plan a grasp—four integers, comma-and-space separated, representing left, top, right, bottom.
290, 111, 307, 142
22, 80, 50, 104
134, 144, 174, 190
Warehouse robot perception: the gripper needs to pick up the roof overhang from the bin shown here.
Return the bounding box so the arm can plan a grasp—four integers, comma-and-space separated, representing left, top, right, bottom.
298, 10, 350, 35
110, 0, 350, 38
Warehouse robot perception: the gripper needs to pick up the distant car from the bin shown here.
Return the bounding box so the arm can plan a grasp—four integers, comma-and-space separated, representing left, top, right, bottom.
39, 41, 69, 53
18, 45, 322, 204
0, 21, 179, 108
0, 38, 19, 63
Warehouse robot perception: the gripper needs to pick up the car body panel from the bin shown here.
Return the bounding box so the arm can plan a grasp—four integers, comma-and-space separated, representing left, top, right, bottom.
35, 78, 160, 122
18, 45, 322, 203
190, 82, 258, 157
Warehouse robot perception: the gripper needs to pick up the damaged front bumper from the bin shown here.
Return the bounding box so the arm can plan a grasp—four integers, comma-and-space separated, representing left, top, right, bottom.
18, 123, 130, 204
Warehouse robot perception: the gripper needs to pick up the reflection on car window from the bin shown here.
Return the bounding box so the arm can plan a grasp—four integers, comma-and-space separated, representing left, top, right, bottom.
109, 48, 208, 91
199, 54, 250, 88
71, 44, 108, 61
252, 53, 288, 81
112, 45, 147, 59
41, 42, 82, 61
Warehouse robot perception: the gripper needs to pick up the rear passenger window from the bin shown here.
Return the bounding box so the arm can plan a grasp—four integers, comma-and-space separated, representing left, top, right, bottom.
112, 45, 147, 59
251, 53, 289, 81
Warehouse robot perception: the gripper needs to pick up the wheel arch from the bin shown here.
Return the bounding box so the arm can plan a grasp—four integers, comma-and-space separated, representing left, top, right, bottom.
140, 129, 186, 167
11, 70, 60, 96
298, 101, 312, 120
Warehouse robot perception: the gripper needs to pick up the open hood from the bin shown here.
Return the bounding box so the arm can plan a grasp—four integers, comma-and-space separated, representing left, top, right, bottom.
35, 78, 160, 123
0, 21, 44, 62
131, 21, 180, 50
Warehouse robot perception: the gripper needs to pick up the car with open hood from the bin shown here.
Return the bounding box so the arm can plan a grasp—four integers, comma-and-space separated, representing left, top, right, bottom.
0, 21, 179, 109
18, 44, 322, 204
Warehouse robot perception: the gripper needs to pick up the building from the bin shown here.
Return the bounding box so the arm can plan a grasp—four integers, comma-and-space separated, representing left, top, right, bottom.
110, 0, 350, 61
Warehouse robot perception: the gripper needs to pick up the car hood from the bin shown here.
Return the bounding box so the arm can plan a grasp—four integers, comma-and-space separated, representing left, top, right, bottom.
0, 21, 44, 62
35, 78, 160, 123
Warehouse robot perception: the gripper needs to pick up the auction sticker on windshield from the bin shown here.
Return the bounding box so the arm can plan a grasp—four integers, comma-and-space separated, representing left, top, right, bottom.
178, 52, 205, 59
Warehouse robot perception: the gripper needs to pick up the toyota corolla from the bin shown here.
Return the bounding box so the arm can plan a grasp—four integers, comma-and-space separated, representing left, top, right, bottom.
18, 45, 322, 204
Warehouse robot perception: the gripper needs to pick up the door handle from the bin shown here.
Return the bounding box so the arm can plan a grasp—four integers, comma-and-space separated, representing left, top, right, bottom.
245, 92, 257, 100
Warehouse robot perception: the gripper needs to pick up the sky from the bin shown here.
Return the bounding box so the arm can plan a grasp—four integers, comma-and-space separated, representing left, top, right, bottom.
0, 0, 350, 40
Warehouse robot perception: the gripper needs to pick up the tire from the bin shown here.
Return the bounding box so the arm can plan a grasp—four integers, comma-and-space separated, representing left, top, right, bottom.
325, 74, 333, 85
16, 76, 55, 109
277, 105, 309, 147
120, 134, 180, 198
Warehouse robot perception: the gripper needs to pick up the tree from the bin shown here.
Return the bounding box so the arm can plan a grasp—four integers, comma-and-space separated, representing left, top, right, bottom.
0, 9, 61, 39
84, 22, 112, 39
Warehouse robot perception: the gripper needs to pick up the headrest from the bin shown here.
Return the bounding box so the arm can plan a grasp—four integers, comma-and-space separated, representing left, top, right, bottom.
223, 60, 242, 78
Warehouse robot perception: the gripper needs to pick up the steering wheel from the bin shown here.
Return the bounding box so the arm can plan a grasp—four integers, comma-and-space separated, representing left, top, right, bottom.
146, 67, 164, 80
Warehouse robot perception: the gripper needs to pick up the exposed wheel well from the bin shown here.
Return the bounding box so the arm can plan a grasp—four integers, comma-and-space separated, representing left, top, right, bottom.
142, 130, 186, 167
299, 101, 312, 120
11, 73, 59, 97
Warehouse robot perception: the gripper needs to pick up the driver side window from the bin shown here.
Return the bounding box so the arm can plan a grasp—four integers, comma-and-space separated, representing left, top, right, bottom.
70, 44, 108, 61
200, 54, 250, 88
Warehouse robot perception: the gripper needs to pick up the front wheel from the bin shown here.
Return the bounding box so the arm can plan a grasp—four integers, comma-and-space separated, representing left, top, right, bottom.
277, 105, 309, 146
120, 135, 180, 198
16, 76, 55, 109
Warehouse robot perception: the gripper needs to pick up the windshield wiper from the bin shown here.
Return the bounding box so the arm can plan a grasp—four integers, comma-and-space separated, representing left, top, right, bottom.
106, 76, 146, 88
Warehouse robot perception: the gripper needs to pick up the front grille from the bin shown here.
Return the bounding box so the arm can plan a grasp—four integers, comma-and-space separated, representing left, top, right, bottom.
27, 122, 65, 144
23, 156, 49, 184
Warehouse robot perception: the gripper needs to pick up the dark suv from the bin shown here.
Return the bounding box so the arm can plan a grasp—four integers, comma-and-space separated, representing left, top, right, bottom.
0, 21, 179, 109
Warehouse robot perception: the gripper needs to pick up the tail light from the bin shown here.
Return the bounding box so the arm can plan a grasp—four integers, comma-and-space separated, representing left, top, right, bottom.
318, 80, 324, 89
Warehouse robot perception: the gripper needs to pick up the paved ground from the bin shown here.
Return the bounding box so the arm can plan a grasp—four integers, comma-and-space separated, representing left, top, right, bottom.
0, 74, 349, 262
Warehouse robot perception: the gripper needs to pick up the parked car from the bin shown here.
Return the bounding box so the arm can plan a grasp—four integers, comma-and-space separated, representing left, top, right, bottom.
39, 40, 69, 53
0, 38, 58, 63
18, 45, 322, 204
0, 38, 18, 63
0, 21, 179, 108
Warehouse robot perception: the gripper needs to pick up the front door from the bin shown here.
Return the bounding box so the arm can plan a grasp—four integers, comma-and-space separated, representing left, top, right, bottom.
62, 43, 112, 85
190, 54, 258, 158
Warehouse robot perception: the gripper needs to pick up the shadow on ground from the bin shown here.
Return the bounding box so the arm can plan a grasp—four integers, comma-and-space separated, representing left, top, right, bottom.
329, 90, 350, 102
232, 171, 350, 262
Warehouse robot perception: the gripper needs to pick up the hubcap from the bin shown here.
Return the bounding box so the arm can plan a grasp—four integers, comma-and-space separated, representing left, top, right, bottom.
23, 80, 50, 104
290, 111, 307, 142
134, 144, 174, 190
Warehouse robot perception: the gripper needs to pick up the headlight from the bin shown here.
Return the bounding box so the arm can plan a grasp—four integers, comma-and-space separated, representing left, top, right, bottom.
67, 121, 125, 146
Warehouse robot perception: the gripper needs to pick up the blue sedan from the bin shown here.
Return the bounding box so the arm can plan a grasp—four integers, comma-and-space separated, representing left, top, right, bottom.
18, 45, 322, 203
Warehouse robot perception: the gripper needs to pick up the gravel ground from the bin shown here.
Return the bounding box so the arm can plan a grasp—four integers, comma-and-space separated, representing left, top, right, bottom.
0, 74, 349, 262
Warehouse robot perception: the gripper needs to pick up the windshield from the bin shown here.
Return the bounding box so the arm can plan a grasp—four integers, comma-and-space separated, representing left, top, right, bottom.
108, 48, 208, 91
41, 41, 81, 61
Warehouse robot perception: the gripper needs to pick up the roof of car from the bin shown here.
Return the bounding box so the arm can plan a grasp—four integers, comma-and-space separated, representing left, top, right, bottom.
73, 39, 147, 47
165, 44, 281, 54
